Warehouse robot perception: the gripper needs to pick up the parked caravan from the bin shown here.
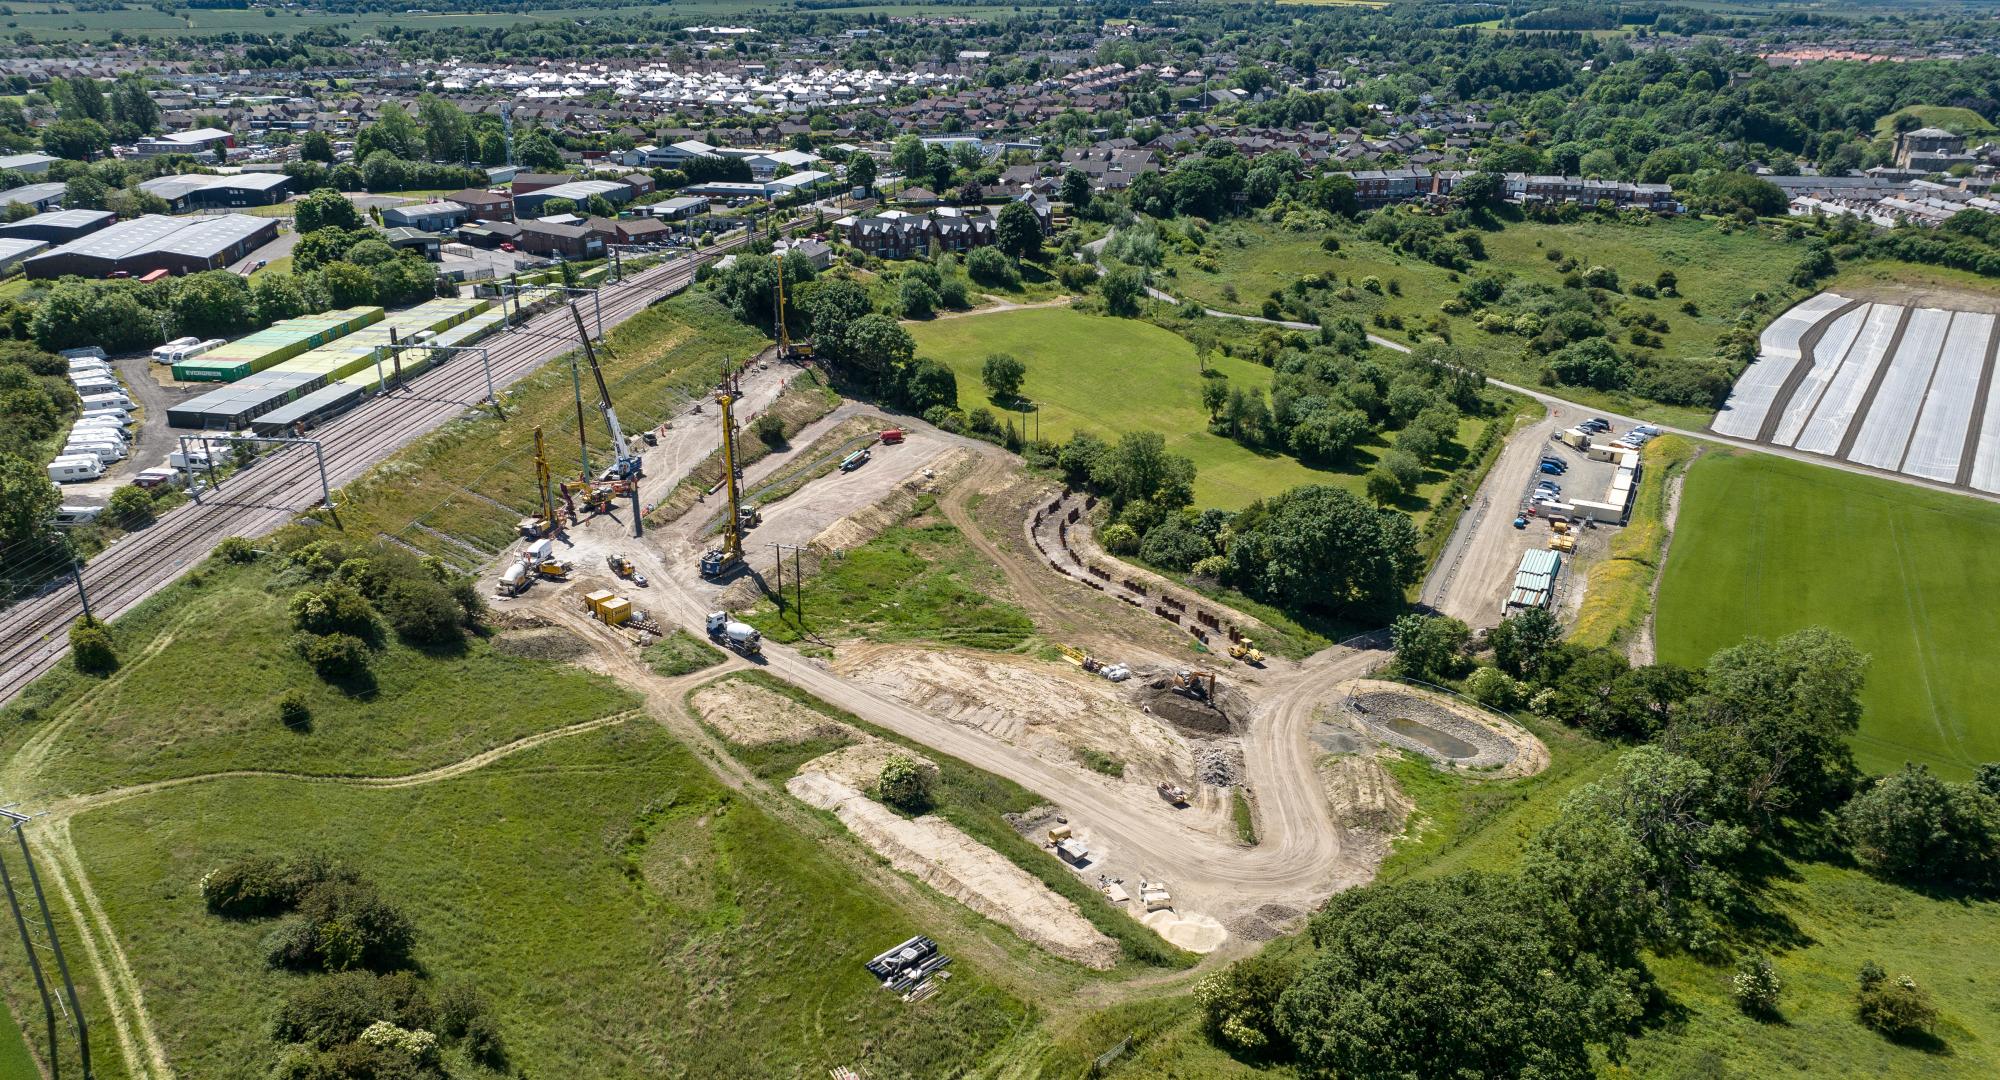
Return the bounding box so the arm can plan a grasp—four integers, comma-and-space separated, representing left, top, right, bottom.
151, 337, 201, 362
47, 456, 103, 482
53, 505, 104, 525
64, 441, 126, 465
79, 392, 133, 411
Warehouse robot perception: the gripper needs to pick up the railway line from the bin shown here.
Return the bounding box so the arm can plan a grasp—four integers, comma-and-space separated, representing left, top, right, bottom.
0, 225, 785, 704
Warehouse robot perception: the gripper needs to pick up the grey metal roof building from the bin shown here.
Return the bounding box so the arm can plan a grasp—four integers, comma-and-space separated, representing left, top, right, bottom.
0, 209, 115, 245
137, 172, 293, 211
0, 183, 67, 212
23, 214, 277, 279
0, 237, 49, 275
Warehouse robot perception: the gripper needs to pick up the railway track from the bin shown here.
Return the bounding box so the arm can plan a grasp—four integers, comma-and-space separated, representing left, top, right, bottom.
0, 224, 787, 703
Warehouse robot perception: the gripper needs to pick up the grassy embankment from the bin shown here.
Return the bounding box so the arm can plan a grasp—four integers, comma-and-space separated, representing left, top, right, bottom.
909, 305, 1483, 520
323, 291, 769, 568
1567, 433, 1698, 649
1873, 105, 1996, 141
698, 670, 1197, 972
1657, 451, 2000, 779
1159, 216, 1808, 430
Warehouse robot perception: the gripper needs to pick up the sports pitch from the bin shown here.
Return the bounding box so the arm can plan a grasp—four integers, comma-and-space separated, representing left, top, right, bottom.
1656, 451, 2000, 778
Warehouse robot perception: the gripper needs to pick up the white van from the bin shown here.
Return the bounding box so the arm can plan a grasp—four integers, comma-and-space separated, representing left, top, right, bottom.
169, 449, 211, 470
54, 505, 104, 525
47, 456, 104, 483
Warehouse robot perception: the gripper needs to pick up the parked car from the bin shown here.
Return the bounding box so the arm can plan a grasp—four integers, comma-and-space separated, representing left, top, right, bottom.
1539, 461, 1564, 476
1581, 418, 1611, 432
1632, 425, 1661, 437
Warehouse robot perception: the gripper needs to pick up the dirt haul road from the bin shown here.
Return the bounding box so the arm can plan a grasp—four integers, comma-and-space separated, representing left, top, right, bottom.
619, 433, 1387, 927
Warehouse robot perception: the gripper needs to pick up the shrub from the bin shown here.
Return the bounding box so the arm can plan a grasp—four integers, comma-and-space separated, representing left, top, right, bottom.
378, 577, 463, 645
107, 484, 155, 528
1195, 947, 1299, 1054
202, 853, 355, 918
1857, 965, 1938, 1040
751, 412, 785, 446
1733, 953, 1782, 1017
215, 536, 259, 563
294, 632, 370, 680
1466, 666, 1523, 710
435, 979, 506, 1067
269, 878, 417, 973
965, 246, 1017, 286
278, 689, 312, 731
877, 754, 934, 813
1842, 763, 2000, 892
288, 581, 377, 639
271, 970, 435, 1051
68, 617, 117, 675
1099, 522, 1140, 555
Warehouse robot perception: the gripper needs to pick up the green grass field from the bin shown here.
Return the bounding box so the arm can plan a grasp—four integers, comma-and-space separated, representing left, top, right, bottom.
0, 1000, 31, 1080
907, 306, 1477, 514
1656, 452, 2000, 779
1162, 216, 1809, 430
63, 720, 1029, 1078
14, 557, 635, 800
1874, 105, 1997, 141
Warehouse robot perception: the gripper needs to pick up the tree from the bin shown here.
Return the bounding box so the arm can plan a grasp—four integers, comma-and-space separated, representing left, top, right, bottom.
0, 453, 60, 548
68, 617, 117, 675
252, 272, 311, 323
980, 352, 1026, 402
995, 201, 1043, 259
845, 153, 876, 194
877, 754, 933, 812
1489, 607, 1561, 679
752, 412, 786, 446
1390, 614, 1470, 683
63, 174, 109, 211
109, 76, 158, 136
1093, 431, 1195, 512
60, 75, 107, 123
1524, 746, 1747, 957
1224, 485, 1421, 615
416, 94, 468, 164
515, 130, 561, 171
294, 189, 362, 234
1275, 874, 1638, 1080
897, 276, 939, 319
355, 103, 422, 161
965, 246, 1016, 286
1101, 265, 1145, 317
1666, 627, 1868, 829
1368, 449, 1423, 503
1201, 376, 1228, 420
1841, 764, 2000, 892
300, 130, 336, 164
168, 271, 256, 338
829, 313, 914, 389
1452, 169, 1505, 210
1060, 167, 1092, 211
41, 118, 111, 162
1195, 947, 1300, 1055
897, 358, 957, 414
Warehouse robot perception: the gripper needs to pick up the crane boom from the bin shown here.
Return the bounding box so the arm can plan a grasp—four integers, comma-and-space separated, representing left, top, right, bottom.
699, 388, 747, 577
569, 301, 641, 480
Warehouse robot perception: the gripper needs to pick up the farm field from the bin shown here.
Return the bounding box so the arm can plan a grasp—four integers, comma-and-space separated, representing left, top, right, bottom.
60, 721, 1029, 1079
907, 306, 1479, 515
1656, 451, 2000, 778
1160, 216, 1811, 430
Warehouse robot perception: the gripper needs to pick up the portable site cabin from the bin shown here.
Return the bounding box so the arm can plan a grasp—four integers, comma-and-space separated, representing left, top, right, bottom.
598, 597, 632, 626
582, 589, 616, 617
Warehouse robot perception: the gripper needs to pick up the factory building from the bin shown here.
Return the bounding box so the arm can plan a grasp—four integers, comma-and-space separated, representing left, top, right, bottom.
23, 214, 278, 280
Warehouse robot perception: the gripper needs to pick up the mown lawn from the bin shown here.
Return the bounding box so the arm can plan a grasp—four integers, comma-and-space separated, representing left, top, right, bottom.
65, 721, 1029, 1079
1656, 452, 2000, 779
907, 305, 1476, 514
21, 558, 636, 800
1161, 216, 1811, 430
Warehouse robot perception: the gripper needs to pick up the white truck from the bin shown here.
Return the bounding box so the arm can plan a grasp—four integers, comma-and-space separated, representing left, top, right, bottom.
705, 611, 762, 656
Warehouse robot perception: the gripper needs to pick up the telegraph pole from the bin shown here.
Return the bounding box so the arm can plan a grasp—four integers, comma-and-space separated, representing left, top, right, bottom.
0, 809, 89, 1078
70, 562, 91, 622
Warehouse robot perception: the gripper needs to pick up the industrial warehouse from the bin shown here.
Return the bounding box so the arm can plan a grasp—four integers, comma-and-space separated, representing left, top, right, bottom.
21, 213, 276, 279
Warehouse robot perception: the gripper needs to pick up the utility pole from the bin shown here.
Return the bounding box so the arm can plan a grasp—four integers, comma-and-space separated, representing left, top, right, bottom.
70, 562, 90, 622
0, 809, 89, 1079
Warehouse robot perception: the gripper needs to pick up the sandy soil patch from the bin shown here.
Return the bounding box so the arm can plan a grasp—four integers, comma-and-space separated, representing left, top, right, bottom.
787, 771, 1120, 969
1140, 908, 1228, 954
1317, 750, 1416, 867
834, 646, 1198, 782
796, 737, 933, 793
813, 448, 975, 551
690, 679, 851, 747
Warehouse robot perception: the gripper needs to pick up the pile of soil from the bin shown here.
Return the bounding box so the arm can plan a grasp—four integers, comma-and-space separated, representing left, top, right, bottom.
1226, 903, 1305, 943
492, 627, 591, 661
1136, 684, 1234, 736
1193, 743, 1242, 787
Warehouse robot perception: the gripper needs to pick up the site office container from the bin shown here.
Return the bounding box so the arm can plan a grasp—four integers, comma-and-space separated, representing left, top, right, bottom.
598, 597, 632, 626
583, 590, 616, 617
